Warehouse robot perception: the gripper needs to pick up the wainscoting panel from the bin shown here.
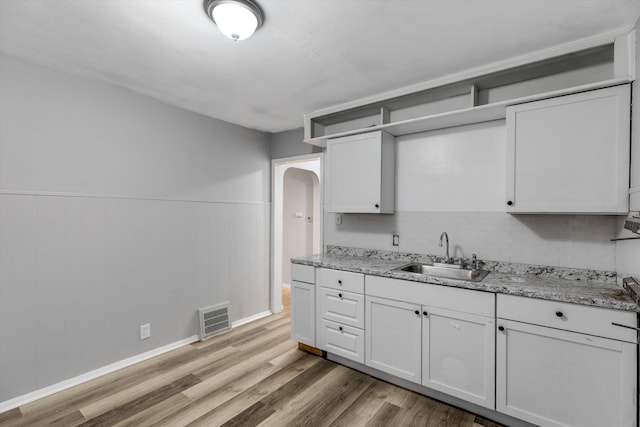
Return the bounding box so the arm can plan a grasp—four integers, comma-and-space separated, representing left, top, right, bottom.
0, 193, 270, 403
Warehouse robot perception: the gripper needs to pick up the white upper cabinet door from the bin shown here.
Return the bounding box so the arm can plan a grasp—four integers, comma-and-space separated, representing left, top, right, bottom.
506, 84, 630, 214
326, 131, 395, 213
422, 307, 495, 409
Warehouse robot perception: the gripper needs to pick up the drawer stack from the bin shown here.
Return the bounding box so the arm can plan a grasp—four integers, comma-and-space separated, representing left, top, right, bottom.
316, 268, 365, 363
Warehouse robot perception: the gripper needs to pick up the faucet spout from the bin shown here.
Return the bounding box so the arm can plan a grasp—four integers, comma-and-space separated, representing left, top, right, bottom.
439, 232, 450, 263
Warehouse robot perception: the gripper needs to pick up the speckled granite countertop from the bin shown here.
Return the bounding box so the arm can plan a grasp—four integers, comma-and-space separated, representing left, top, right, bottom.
292, 247, 639, 312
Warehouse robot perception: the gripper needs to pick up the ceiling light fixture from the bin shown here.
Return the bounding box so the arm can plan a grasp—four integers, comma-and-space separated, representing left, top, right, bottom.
203, 0, 264, 41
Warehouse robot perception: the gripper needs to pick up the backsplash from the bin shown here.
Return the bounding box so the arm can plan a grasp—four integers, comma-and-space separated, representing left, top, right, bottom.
323, 211, 619, 272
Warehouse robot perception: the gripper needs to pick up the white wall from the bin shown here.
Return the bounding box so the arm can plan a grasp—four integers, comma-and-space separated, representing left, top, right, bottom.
0, 53, 271, 403
282, 168, 314, 284
324, 120, 619, 271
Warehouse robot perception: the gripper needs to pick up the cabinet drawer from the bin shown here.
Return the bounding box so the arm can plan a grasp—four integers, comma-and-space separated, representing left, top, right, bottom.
318, 319, 365, 364
497, 294, 637, 343
291, 263, 315, 284
318, 268, 364, 293
319, 287, 365, 328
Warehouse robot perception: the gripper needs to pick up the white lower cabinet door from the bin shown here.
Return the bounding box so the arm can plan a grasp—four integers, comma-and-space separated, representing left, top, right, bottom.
318, 319, 364, 363
496, 319, 637, 427
291, 281, 315, 346
422, 307, 495, 409
365, 296, 422, 383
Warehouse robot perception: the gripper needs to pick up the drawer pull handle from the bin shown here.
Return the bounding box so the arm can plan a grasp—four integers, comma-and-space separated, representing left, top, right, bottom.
339, 326, 343, 331
612, 322, 640, 331
555, 311, 564, 318
498, 326, 505, 331
423, 311, 428, 316
414, 310, 420, 315
338, 280, 342, 285
338, 293, 343, 298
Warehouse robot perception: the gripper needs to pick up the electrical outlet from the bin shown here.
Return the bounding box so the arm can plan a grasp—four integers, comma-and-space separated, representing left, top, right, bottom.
335, 213, 342, 225
393, 232, 399, 246
140, 323, 151, 340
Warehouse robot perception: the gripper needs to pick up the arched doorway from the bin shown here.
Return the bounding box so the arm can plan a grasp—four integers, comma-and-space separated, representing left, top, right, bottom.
271, 154, 322, 314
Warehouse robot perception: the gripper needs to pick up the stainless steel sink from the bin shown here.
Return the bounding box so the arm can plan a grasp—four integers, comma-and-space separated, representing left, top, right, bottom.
393, 263, 490, 282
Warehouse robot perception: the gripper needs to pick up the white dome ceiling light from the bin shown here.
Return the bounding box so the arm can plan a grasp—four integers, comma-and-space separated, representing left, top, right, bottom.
203, 0, 264, 41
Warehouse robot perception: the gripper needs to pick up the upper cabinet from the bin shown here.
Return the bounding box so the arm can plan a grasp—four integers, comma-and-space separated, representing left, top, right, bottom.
505, 85, 631, 214
326, 131, 395, 214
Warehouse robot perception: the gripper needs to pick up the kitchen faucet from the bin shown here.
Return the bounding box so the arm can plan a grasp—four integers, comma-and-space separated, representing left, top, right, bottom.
439, 232, 451, 264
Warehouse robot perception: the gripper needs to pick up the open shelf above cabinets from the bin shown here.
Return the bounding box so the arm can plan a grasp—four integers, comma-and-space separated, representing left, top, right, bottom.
304, 32, 635, 147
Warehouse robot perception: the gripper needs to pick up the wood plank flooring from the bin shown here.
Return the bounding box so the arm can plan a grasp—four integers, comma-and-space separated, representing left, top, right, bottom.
0, 306, 504, 426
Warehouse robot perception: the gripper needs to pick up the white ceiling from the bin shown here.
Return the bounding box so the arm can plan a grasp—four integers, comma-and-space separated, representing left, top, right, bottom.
1, 0, 640, 133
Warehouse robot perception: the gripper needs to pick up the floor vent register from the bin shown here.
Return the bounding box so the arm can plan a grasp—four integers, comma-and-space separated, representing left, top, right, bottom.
199, 302, 231, 341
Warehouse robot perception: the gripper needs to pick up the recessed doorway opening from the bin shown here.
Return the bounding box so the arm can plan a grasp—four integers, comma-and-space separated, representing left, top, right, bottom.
271, 154, 322, 314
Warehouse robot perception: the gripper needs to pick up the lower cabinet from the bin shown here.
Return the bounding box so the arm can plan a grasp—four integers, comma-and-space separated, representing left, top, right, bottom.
365, 276, 496, 409
291, 280, 315, 346
291, 266, 639, 426
496, 294, 638, 427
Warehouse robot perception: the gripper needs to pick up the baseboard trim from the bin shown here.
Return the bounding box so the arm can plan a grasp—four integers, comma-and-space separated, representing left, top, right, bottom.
0, 335, 199, 413
232, 310, 272, 328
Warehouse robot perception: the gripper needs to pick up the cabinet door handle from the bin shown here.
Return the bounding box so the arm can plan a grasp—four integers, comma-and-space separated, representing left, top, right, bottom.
339, 326, 343, 331
423, 311, 428, 316
338, 293, 343, 298
375, 203, 380, 208
507, 200, 513, 206
338, 280, 342, 285
555, 311, 564, 318
414, 310, 420, 315
498, 326, 505, 331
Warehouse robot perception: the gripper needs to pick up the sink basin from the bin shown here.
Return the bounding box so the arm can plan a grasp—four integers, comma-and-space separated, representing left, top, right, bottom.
393, 263, 490, 282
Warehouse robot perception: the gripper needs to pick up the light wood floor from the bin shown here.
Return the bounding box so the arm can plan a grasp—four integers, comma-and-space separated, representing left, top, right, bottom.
0, 309, 503, 426
282, 286, 290, 317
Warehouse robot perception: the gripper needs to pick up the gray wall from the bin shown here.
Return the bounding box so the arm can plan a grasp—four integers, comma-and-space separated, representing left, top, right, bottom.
0, 53, 271, 402
271, 128, 322, 159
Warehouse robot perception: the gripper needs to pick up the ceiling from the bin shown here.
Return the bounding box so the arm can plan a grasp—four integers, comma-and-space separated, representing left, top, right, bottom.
1, 0, 640, 134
